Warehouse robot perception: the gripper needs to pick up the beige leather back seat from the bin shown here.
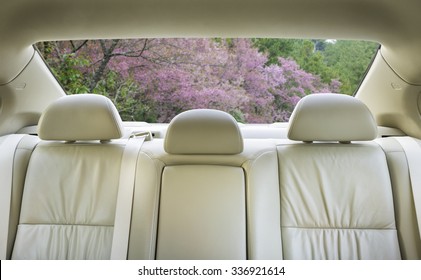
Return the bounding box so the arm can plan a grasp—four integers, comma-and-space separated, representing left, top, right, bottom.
277, 94, 401, 259
128, 109, 282, 259
11, 94, 127, 259
5, 94, 419, 260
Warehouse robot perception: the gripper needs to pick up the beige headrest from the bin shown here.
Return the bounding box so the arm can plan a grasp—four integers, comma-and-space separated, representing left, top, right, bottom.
164, 109, 243, 154
38, 94, 124, 141
288, 94, 377, 142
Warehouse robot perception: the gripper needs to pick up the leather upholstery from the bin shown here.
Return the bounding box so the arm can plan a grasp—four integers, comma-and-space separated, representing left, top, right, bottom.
130, 109, 280, 259
131, 138, 282, 260
278, 94, 401, 259
12, 140, 125, 259
288, 94, 377, 142
277, 142, 401, 259
38, 94, 124, 141
4, 95, 418, 260
164, 109, 243, 154
156, 165, 246, 259
11, 94, 126, 259
159, 109, 248, 259
0, 135, 39, 259
375, 137, 421, 259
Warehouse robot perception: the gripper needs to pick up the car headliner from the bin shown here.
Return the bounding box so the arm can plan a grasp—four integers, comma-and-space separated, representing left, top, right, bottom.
1, 0, 421, 85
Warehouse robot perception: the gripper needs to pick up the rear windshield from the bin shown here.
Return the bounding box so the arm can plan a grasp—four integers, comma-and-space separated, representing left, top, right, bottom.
36, 39, 379, 123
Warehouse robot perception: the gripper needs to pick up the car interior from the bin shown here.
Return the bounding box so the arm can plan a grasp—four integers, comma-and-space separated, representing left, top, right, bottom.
0, 0, 420, 260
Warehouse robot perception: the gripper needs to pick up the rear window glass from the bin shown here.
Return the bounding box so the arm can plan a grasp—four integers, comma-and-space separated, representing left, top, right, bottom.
36, 39, 379, 123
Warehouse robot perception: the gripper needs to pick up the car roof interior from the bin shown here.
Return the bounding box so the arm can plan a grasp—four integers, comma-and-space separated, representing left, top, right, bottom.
1, 0, 420, 83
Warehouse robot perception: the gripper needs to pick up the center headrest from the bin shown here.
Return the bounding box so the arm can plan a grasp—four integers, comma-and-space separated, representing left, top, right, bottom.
38, 94, 124, 141
164, 109, 243, 155
287, 94, 377, 142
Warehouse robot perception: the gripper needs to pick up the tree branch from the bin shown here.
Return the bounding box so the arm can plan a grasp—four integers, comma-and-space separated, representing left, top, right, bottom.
70, 40, 89, 53
89, 39, 120, 92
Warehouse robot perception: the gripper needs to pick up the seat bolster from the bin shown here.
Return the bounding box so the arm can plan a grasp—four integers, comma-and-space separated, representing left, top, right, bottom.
8, 136, 40, 259
375, 137, 421, 259
242, 146, 282, 259
128, 152, 163, 260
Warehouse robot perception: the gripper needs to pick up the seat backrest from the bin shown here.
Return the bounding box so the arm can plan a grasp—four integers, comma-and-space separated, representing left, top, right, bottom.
277, 94, 401, 259
128, 109, 281, 260
12, 94, 126, 259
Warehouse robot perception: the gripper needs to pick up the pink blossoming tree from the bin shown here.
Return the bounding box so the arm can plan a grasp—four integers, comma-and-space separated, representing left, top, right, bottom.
37, 38, 341, 123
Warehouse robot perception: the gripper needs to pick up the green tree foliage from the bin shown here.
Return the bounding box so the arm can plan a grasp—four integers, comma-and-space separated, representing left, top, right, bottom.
290, 40, 334, 83
252, 38, 298, 65
324, 40, 379, 94
36, 40, 158, 122
252, 39, 379, 94
37, 42, 90, 94
92, 71, 157, 122
253, 39, 335, 84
